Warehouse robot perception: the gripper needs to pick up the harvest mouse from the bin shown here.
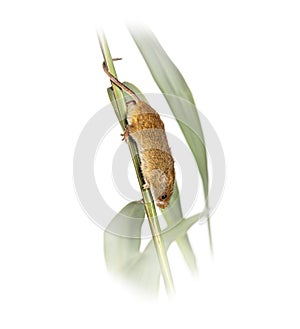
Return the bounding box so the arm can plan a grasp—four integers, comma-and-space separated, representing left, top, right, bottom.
103, 60, 175, 209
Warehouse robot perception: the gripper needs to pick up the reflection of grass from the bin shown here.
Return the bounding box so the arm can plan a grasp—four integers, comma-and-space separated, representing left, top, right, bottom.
98, 33, 175, 297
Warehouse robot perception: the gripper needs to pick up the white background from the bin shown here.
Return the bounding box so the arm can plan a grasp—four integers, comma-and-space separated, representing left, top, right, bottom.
1, 0, 300, 328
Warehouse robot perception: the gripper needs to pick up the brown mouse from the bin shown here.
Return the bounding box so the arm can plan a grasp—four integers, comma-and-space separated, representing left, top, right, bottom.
103, 60, 175, 209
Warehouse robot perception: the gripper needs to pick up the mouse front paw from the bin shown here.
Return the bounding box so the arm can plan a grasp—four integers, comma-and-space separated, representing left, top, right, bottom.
121, 127, 130, 142
142, 182, 150, 189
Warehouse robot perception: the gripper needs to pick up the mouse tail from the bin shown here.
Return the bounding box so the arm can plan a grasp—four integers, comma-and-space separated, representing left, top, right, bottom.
102, 59, 140, 103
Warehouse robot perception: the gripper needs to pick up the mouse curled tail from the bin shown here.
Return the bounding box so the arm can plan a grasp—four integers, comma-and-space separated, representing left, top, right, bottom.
102, 59, 140, 103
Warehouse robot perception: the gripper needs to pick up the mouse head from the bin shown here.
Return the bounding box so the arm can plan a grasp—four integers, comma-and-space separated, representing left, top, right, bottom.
149, 167, 175, 209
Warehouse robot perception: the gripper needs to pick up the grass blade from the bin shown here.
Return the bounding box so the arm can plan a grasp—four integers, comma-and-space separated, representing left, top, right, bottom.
128, 25, 213, 253
104, 202, 145, 273
124, 212, 202, 294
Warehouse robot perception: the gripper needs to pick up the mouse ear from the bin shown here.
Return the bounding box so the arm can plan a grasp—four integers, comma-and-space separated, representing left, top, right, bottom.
126, 100, 136, 107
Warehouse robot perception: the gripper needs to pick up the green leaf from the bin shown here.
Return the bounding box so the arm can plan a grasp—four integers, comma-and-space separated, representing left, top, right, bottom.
163, 214, 201, 247
124, 243, 161, 295
104, 202, 145, 273
123, 82, 149, 104
161, 182, 183, 226
128, 25, 209, 200
124, 213, 201, 293
161, 182, 197, 273
103, 201, 201, 295
128, 25, 213, 251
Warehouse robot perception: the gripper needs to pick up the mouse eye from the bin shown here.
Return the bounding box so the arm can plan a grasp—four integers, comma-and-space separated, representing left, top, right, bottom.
161, 194, 168, 200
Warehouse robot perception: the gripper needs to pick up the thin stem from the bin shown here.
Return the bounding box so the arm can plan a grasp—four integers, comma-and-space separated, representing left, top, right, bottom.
207, 215, 213, 256
98, 31, 175, 297
98, 33, 127, 129
128, 26, 213, 259
206, 201, 213, 256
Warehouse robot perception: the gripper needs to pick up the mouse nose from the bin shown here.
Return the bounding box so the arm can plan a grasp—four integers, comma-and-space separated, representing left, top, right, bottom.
156, 200, 168, 209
